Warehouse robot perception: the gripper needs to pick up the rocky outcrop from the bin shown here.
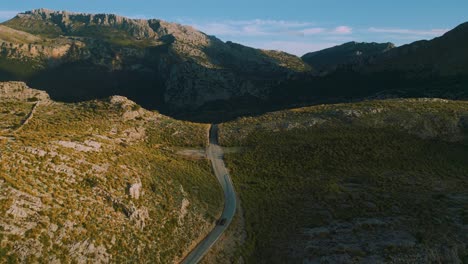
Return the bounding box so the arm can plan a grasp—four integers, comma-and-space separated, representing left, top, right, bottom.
0, 81, 49, 101
129, 181, 142, 200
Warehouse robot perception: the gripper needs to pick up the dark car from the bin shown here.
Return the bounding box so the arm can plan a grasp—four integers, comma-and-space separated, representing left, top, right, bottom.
217, 218, 227, 226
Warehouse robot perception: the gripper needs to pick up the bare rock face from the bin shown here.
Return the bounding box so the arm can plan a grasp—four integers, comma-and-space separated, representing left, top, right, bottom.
178, 198, 190, 225
129, 181, 142, 200
109, 95, 134, 109
20, 8, 159, 39
129, 206, 150, 230
0, 81, 50, 101
69, 239, 110, 264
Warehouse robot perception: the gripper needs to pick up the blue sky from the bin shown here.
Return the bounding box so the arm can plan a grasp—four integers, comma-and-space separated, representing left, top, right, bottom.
1, 0, 467, 55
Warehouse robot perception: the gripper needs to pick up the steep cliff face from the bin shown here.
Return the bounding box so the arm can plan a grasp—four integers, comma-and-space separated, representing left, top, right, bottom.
0, 9, 310, 115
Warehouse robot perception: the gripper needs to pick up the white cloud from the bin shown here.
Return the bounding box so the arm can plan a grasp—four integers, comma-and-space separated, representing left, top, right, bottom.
0, 10, 18, 21
333, 26, 353, 34
368, 27, 448, 36
226, 19, 313, 28
188, 19, 351, 37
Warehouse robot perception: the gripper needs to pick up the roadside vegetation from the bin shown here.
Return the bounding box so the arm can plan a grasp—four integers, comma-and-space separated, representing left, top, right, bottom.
0, 92, 222, 263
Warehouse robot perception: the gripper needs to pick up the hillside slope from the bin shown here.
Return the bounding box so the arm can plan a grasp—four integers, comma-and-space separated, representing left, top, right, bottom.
0, 82, 222, 263
219, 99, 468, 263
301, 41, 395, 73
366, 22, 468, 75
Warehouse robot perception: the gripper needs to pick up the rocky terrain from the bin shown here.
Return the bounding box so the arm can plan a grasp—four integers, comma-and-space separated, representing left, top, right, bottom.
0, 9, 309, 118
0, 9, 466, 122
218, 100, 468, 263
0, 82, 222, 263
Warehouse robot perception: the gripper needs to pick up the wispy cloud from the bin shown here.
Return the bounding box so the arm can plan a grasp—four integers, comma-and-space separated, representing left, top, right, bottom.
368, 27, 448, 36
300, 27, 326, 35
188, 19, 352, 37
333, 26, 353, 34
0, 10, 18, 21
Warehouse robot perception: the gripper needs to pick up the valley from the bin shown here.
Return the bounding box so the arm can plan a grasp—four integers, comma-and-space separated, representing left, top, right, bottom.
1, 82, 467, 263
0, 6, 467, 264
182, 125, 237, 264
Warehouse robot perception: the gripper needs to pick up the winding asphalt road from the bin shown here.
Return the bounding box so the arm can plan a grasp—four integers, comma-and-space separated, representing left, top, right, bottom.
181, 124, 237, 264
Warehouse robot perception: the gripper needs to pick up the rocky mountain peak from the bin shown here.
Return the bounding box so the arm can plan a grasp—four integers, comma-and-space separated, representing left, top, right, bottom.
10, 9, 210, 44
15, 9, 158, 39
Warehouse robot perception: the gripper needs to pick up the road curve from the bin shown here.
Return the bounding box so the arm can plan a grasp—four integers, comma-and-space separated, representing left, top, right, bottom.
181, 124, 237, 264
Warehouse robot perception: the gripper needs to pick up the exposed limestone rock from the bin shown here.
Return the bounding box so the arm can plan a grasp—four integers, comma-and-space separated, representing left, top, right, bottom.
0, 41, 75, 59
129, 181, 142, 200
109, 95, 134, 108
21, 8, 159, 39
55, 140, 102, 152
120, 127, 146, 143
69, 239, 110, 264
178, 198, 190, 225
14, 239, 44, 261
6, 188, 43, 219
129, 206, 150, 230
0, 82, 50, 101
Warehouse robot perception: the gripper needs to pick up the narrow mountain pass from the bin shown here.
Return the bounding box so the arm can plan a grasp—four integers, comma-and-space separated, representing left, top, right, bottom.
181, 124, 237, 264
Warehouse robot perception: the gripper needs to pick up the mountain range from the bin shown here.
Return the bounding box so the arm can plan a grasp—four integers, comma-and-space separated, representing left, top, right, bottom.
1, 9, 467, 121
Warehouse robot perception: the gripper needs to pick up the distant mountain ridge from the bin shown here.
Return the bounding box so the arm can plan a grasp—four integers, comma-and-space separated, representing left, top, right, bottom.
0, 9, 467, 121
0, 9, 309, 118
362, 22, 468, 75
271, 22, 468, 108
302, 41, 395, 73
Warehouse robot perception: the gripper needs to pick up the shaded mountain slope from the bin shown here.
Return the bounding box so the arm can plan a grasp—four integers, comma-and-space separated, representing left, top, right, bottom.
273, 23, 468, 108
0, 9, 309, 119
365, 22, 468, 75
301, 41, 395, 73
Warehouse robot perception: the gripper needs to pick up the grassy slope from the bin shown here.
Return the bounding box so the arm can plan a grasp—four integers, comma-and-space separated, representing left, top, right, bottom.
0, 98, 222, 263
3, 17, 63, 38
219, 99, 468, 263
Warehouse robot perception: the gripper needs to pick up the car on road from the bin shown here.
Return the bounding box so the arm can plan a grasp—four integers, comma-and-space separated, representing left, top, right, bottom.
216, 218, 227, 225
